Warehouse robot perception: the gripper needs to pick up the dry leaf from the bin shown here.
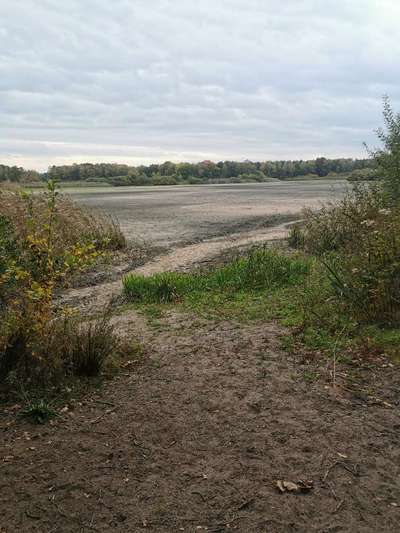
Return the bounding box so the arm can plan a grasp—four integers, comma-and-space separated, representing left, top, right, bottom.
276, 479, 313, 493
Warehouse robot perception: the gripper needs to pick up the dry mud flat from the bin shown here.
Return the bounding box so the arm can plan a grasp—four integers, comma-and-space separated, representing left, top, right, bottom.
69, 180, 348, 247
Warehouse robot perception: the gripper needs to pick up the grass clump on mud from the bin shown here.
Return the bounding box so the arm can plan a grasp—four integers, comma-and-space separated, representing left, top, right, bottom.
123, 248, 309, 303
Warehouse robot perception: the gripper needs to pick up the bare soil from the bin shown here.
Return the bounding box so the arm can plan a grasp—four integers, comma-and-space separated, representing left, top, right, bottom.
1, 311, 399, 532
69, 180, 348, 247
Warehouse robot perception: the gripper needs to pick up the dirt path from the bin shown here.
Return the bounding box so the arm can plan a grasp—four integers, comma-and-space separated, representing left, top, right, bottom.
1, 311, 399, 532
59, 220, 295, 314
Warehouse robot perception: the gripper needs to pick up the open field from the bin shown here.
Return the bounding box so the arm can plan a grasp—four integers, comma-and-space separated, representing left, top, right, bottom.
68, 180, 349, 247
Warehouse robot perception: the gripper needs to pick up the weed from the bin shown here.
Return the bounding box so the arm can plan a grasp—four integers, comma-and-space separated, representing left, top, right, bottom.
123, 248, 310, 304
288, 224, 305, 249
69, 316, 117, 377
303, 370, 319, 383
280, 334, 296, 353
19, 400, 57, 424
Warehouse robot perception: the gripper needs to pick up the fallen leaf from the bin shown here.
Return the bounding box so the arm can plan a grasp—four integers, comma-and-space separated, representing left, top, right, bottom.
276, 479, 313, 493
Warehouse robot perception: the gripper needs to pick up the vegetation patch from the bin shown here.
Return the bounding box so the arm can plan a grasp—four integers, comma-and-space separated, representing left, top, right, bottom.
0, 182, 127, 397
19, 399, 57, 425
123, 96, 400, 365
123, 248, 309, 304
1, 157, 374, 187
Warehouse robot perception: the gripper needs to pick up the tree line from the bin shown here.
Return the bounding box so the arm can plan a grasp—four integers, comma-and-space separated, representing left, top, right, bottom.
0, 165, 41, 183
1, 157, 375, 186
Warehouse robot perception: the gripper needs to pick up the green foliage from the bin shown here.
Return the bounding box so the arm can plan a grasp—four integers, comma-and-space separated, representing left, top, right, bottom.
0, 164, 41, 183
123, 249, 309, 304
294, 99, 400, 326
287, 224, 305, 249
294, 190, 400, 325
322, 206, 400, 324
0, 182, 122, 385
1, 157, 375, 187
19, 400, 57, 424
297, 184, 386, 255
347, 167, 380, 182
369, 96, 400, 202
39, 157, 374, 186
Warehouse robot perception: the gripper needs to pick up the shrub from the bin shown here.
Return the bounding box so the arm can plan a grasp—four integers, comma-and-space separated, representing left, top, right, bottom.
0, 182, 124, 385
288, 224, 305, 249
294, 187, 400, 325
294, 99, 400, 325
0, 187, 126, 253
297, 184, 386, 255
347, 168, 380, 182
322, 205, 400, 325
369, 96, 400, 203
1, 312, 118, 384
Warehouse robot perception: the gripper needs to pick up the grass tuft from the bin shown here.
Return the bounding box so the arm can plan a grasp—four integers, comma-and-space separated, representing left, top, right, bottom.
123, 248, 310, 304
19, 400, 57, 424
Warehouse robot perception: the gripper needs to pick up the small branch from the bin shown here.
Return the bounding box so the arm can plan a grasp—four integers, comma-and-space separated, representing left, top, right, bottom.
90, 407, 117, 424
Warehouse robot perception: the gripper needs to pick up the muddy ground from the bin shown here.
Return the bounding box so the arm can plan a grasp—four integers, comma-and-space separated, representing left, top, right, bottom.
69, 180, 348, 247
1, 311, 399, 532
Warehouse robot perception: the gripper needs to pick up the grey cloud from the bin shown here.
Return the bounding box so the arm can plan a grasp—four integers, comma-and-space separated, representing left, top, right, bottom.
1, 0, 400, 170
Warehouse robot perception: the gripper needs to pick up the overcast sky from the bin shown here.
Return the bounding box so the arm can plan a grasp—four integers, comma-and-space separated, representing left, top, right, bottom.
1, 0, 400, 170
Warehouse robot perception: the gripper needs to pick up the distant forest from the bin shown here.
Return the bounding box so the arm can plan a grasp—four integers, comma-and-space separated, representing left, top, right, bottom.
1, 157, 377, 186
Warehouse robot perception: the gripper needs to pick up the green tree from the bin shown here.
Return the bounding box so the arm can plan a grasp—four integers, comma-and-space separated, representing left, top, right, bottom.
370, 96, 400, 202
315, 157, 329, 177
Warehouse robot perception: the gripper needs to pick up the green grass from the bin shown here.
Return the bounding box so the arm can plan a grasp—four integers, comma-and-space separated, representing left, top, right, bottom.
19, 400, 57, 424
123, 248, 310, 304
123, 246, 400, 364
358, 326, 400, 361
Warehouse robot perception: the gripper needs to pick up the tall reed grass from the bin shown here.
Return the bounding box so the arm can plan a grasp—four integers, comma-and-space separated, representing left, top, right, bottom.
0, 188, 126, 252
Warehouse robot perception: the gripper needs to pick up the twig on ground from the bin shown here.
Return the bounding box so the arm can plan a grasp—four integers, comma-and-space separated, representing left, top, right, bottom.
237, 498, 255, 511
333, 499, 345, 513
323, 460, 360, 482
93, 400, 117, 407
90, 407, 117, 424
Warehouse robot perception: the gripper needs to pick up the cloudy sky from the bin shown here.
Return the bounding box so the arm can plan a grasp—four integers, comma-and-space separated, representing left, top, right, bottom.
1, 0, 400, 170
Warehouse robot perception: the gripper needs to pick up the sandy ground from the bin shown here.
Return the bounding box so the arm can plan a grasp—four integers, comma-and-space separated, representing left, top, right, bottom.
69, 180, 348, 247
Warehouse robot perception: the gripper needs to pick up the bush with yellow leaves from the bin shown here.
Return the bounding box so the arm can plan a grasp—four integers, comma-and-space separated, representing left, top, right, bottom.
0, 181, 122, 384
